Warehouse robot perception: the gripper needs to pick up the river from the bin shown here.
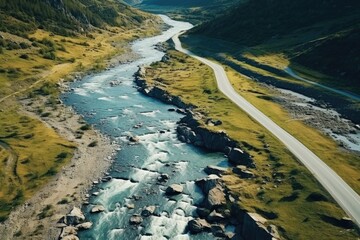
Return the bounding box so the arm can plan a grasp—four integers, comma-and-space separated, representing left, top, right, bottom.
62, 15, 227, 240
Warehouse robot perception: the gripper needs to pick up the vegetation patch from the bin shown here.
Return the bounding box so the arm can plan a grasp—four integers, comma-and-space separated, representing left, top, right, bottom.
0, 109, 75, 221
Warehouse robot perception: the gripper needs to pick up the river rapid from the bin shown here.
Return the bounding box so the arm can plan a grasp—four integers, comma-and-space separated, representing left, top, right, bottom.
62, 15, 227, 240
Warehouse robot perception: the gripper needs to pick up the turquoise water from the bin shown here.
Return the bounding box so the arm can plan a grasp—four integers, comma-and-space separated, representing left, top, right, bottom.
63, 16, 228, 240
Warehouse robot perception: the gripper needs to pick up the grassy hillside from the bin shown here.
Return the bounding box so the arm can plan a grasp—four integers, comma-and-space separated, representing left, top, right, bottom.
190, 0, 360, 90
0, 0, 152, 36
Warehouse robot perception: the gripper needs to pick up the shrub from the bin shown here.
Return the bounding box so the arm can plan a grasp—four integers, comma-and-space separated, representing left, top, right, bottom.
80, 124, 91, 131
88, 141, 98, 147
43, 51, 56, 60
306, 192, 329, 202
6, 42, 20, 50
57, 198, 69, 204
20, 54, 29, 59
19, 42, 30, 49
56, 152, 68, 159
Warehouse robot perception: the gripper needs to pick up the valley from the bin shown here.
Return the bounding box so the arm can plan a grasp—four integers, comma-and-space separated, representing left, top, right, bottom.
0, 0, 359, 239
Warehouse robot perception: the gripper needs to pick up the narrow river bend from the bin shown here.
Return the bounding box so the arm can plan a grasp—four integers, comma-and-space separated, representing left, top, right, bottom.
63, 16, 227, 240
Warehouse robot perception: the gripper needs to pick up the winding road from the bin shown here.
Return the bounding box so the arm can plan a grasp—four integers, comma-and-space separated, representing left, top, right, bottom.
172, 33, 360, 227
284, 67, 360, 102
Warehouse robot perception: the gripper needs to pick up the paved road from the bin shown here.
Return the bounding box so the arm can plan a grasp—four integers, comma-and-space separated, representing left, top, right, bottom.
172, 33, 360, 227
284, 67, 360, 102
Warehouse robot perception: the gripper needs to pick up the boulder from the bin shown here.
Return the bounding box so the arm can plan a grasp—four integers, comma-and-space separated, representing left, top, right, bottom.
157, 174, 169, 182
267, 225, 280, 239
76, 222, 93, 230
60, 226, 78, 238
62, 235, 79, 240
177, 125, 202, 144
211, 224, 226, 237
204, 165, 228, 176
207, 210, 225, 222
206, 187, 226, 209
165, 184, 183, 195
141, 206, 156, 217
125, 203, 135, 209
228, 148, 252, 166
242, 213, 277, 240
187, 219, 211, 233
91, 205, 105, 213
129, 214, 143, 225
233, 166, 255, 178
129, 136, 140, 143
65, 207, 85, 225
196, 208, 211, 218
195, 175, 222, 194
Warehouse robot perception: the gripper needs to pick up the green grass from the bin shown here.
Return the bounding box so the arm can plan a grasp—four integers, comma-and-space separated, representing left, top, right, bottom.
144, 50, 359, 239
0, 108, 75, 221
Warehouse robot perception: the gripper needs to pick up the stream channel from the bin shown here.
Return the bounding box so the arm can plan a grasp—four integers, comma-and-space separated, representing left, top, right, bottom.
62, 15, 227, 240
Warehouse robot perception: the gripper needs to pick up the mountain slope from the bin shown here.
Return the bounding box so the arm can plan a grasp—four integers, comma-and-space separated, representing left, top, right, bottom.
0, 0, 153, 36
124, 0, 243, 24
190, 0, 360, 89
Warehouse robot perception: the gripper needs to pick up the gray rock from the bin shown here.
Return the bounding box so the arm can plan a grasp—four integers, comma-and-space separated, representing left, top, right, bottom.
211, 224, 226, 237
228, 148, 252, 166
207, 210, 225, 222
204, 165, 228, 176
267, 224, 280, 239
196, 208, 210, 218
125, 203, 135, 209
157, 173, 169, 182
242, 212, 276, 240
61, 235, 79, 240
206, 187, 226, 209
195, 175, 222, 194
129, 136, 140, 143
65, 207, 85, 225
232, 166, 255, 178
60, 226, 78, 238
187, 219, 211, 233
129, 214, 143, 225
166, 184, 183, 195
141, 206, 156, 217
91, 205, 105, 213
76, 222, 93, 230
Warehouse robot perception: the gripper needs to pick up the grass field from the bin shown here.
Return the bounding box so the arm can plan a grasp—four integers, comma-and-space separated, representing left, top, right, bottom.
144, 50, 359, 239
0, 107, 75, 221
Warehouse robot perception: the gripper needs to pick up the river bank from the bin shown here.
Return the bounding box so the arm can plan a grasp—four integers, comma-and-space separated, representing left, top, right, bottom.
0, 93, 118, 239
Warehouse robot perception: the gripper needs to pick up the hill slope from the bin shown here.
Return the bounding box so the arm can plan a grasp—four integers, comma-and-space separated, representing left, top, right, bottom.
191, 0, 360, 89
124, 0, 243, 24
0, 0, 153, 36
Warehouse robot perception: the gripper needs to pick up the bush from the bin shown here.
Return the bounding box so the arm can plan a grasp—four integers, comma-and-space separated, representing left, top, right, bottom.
6, 42, 20, 50
57, 198, 69, 204
19, 42, 30, 49
43, 51, 56, 60
306, 192, 329, 202
56, 152, 68, 159
88, 141, 98, 147
20, 54, 29, 59
80, 124, 91, 131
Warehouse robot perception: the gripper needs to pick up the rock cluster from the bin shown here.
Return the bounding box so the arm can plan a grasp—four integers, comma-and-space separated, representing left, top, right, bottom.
58, 207, 92, 240
186, 175, 280, 239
